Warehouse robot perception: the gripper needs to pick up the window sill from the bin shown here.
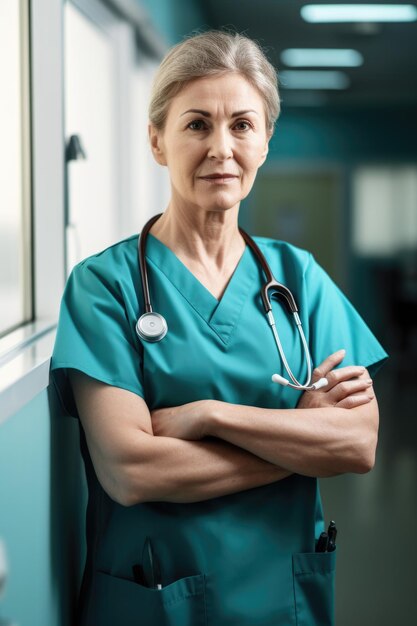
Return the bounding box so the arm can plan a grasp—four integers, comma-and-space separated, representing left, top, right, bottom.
0, 320, 57, 425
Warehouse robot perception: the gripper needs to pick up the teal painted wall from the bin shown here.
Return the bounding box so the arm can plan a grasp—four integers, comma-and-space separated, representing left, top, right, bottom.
138, 0, 209, 45
0, 386, 86, 626
269, 105, 417, 162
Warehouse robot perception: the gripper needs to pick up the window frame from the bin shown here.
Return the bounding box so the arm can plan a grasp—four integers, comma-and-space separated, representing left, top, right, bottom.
0, 0, 34, 339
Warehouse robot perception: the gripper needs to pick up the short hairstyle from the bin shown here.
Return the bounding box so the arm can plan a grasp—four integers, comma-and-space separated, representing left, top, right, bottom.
148, 29, 280, 136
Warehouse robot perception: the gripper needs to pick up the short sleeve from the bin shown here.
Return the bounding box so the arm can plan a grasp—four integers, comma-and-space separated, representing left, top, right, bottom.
50, 259, 145, 419
304, 254, 388, 378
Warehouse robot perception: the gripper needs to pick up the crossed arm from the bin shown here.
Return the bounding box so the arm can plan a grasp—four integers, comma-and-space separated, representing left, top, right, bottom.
69, 351, 378, 506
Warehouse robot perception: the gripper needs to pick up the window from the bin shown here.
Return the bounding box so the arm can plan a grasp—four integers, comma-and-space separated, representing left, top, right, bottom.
0, 0, 32, 336
353, 166, 417, 257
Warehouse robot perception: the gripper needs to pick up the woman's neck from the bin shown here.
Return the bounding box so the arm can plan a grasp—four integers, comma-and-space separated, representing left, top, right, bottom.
148, 205, 246, 274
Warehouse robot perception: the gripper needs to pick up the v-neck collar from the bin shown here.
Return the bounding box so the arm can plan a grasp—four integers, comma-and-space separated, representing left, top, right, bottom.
145, 232, 258, 345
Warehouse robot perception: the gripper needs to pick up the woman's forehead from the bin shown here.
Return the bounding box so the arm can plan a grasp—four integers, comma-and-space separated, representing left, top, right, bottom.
170, 74, 265, 115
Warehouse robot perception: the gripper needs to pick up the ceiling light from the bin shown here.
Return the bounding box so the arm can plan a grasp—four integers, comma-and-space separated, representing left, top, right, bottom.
279, 70, 350, 90
281, 48, 363, 67
301, 4, 417, 23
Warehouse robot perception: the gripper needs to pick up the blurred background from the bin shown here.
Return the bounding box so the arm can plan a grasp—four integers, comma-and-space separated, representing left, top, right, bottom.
0, 1, 416, 624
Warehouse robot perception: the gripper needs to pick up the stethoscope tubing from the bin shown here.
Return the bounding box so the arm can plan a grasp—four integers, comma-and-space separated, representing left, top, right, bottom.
139, 213, 162, 315
136, 213, 327, 391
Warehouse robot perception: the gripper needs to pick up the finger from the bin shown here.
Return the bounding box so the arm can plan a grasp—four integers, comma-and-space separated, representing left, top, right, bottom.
328, 378, 373, 402
325, 367, 369, 391
312, 349, 346, 381
328, 365, 368, 383
336, 392, 374, 410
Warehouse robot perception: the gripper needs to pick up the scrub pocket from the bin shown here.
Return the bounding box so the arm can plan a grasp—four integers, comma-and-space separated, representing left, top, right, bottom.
92, 570, 207, 626
292, 550, 336, 626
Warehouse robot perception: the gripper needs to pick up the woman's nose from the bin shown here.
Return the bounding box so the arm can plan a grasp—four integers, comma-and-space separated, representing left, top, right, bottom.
207, 128, 233, 160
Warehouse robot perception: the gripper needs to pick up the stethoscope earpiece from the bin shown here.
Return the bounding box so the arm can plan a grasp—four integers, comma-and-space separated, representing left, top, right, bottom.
271, 373, 289, 386
272, 373, 329, 391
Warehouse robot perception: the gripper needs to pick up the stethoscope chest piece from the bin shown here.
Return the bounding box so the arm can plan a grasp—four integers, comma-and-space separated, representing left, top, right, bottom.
136, 312, 168, 342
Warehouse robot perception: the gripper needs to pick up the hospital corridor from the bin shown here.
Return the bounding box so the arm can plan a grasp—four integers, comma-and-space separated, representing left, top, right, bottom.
1, 1, 416, 625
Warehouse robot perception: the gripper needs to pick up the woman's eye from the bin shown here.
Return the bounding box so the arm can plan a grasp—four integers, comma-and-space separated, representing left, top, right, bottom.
235, 120, 251, 130
188, 120, 207, 131
187, 120, 252, 132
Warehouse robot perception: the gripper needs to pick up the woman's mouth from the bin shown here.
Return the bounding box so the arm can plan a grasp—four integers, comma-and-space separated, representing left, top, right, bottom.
199, 174, 238, 184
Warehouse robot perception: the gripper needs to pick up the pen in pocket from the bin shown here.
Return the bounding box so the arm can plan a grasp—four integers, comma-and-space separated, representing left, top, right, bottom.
315, 520, 338, 552
315, 532, 329, 553
327, 521, 337, 552
141, 537, 163, 589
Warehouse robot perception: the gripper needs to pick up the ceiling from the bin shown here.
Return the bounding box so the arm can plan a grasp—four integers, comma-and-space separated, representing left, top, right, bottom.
200, 0, 417, 108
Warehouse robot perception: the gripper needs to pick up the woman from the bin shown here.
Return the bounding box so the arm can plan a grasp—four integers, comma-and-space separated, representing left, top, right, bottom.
51, 30, 387, 626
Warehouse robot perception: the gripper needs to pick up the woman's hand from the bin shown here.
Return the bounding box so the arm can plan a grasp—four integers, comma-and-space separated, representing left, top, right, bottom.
150, 399, 215, 440
297, 349, 374, 410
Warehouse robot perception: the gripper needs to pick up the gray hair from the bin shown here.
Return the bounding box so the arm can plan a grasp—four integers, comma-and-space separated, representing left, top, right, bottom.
148, 29, 280, 135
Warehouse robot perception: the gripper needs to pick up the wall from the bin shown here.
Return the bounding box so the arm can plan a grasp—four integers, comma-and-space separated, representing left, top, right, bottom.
138, 0, 209, 45
0, 386, 86, 626
269, 105, 417, 162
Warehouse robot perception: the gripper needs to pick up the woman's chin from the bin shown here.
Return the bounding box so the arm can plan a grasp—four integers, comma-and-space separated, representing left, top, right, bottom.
199, 195, 243, 212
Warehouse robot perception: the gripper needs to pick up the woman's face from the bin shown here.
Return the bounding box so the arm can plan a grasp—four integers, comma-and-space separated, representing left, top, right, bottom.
149, 72, 271, 215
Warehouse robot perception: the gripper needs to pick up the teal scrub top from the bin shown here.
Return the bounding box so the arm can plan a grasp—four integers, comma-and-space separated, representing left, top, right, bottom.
50, 232, 387, 626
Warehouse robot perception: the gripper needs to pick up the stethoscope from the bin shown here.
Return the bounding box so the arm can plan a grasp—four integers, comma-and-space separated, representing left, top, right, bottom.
136, 213, 328, 391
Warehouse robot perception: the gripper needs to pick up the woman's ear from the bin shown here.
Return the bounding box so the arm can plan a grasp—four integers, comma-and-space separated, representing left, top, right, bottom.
148, 123, 167, 166
259, 138, 270, 167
